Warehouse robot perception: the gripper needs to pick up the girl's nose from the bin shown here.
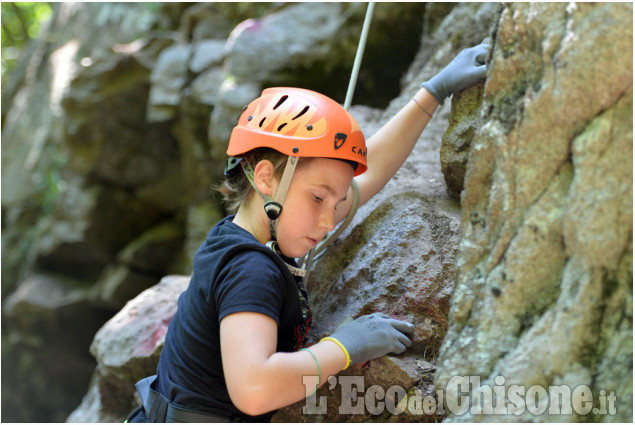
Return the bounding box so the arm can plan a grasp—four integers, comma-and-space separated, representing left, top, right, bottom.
319, 212, 335, 232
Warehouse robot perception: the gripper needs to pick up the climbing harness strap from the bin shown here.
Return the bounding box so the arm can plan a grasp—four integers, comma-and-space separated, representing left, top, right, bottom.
266, 241, 306, 277
135, 375, 234, 422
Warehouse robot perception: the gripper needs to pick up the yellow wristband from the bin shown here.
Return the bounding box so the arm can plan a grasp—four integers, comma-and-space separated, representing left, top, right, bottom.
321, 337, 351, 370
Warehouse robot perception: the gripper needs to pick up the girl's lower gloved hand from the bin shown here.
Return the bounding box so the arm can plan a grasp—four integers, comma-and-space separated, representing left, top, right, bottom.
421, 42, 490, 105
322, 312, 415, 367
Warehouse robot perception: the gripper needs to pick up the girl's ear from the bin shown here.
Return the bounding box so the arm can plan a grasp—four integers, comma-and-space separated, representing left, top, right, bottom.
253, 160, 277, 196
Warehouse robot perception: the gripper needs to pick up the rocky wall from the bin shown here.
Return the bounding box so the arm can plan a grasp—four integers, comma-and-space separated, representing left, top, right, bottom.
435, 3, 633, 422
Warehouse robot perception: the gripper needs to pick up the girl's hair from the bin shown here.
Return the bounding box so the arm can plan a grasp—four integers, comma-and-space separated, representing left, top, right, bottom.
215, 149, 358, 214
214, 148, 289, 213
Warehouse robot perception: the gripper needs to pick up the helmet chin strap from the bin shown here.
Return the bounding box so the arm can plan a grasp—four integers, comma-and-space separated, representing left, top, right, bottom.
240, 157, 305, 277
240, 156, 299, 241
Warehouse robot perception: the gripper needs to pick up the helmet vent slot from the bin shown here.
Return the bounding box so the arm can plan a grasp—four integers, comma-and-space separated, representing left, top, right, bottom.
273, 95, 288, 110
277, 123, 287, 131
292, 106, 310, 120
259, 117, 266, 128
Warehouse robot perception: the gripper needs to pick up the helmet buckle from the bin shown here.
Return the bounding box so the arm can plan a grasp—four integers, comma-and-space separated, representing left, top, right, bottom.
264, 201, 283, 220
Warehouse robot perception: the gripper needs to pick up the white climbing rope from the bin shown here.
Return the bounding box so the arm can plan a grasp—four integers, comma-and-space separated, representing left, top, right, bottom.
300, 2, 375, 281
344, 2, 376, 111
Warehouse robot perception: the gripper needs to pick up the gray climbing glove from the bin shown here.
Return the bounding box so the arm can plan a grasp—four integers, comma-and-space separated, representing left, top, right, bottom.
421, 42, 490, 105
322, 312, 414, 368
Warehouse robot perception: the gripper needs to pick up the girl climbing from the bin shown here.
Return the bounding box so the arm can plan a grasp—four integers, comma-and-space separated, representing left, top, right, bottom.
127, 42, 489, 422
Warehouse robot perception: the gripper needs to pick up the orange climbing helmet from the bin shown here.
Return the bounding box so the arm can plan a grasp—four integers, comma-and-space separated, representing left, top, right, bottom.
227, 87, 368, 176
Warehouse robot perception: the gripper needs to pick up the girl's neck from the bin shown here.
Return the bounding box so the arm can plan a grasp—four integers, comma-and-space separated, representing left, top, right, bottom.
233, 202, 270, 245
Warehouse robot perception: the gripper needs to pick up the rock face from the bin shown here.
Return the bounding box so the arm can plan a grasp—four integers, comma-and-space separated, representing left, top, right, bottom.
435, 2, 633, 422
440, 82, 485, 201
272, 193, 461, 423
3, 2, 632, 423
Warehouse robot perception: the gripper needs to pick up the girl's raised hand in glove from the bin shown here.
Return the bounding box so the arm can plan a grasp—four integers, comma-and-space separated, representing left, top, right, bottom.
421, 42, 490, 105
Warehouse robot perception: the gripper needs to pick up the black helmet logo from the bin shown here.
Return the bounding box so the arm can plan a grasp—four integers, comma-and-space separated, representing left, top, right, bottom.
334, 133, 347, 150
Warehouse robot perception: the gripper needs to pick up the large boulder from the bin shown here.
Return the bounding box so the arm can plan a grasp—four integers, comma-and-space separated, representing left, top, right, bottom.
224, 3, 361, 82
68, 275, 190, 422
272, 192, 461, 422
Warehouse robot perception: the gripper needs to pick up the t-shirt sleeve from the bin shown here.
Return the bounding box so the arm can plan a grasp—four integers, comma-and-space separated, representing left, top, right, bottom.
214, 249, 285, 325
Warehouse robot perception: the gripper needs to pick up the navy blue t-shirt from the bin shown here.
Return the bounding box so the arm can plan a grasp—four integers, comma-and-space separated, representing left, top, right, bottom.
154, 215, 312, 420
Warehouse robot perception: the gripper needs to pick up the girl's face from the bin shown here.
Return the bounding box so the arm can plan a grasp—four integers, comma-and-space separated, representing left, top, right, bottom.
275, 157, 354, 258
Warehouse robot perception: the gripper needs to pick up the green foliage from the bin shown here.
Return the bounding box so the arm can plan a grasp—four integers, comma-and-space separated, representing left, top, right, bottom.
1, 2, 52, 82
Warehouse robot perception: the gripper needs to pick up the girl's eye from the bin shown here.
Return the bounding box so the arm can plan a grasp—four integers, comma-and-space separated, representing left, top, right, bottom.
312, 194, 323, 203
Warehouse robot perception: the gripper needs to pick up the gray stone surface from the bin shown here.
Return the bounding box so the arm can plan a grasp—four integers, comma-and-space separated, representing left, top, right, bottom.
225, 3, 359, 82
435, 3, 633, 422
440, 82, 485, 201
69, 275, 190, 422
148, 44, 192, 121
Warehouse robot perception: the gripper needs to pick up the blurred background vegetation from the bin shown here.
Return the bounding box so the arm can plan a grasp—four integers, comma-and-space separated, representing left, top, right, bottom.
1, 2, 53, 82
